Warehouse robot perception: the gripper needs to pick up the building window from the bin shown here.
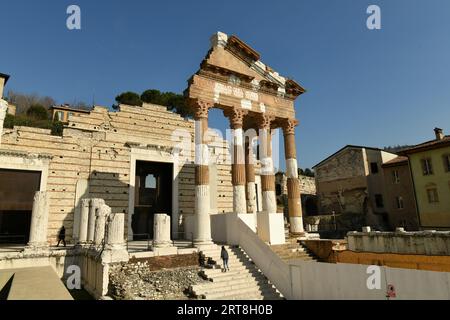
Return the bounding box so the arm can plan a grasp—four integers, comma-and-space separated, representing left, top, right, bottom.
443, 154, 450, 172
375, 194, 384, 208
392, 170, 400, 184
427, 188, 439, 203
370, 162, 379, 174
396, 196, 404, 209
421, 158, 433, 175
55, 111, 64, 121
68, 112, 74, 118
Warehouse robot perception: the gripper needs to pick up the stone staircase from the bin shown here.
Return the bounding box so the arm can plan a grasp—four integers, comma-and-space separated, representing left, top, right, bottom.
190, 245, 283, 300
271, 238, 317, 262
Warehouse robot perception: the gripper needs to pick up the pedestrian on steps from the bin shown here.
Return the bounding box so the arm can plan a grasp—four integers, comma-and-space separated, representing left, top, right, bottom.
221, 246, 229, 272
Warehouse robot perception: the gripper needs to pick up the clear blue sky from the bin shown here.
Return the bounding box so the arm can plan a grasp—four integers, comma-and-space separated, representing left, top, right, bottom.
1, 0, 450, 170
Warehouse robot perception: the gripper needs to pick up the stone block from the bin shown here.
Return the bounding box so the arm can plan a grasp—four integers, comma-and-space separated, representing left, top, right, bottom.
257, 213, 285, 245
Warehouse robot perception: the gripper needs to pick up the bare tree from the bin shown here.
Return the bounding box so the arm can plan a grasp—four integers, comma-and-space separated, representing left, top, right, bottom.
7, 90, 56, 115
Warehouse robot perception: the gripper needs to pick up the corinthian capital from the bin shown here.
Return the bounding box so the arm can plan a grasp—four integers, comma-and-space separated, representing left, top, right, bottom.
223, 107, 248, 129
282, 118, 299, 135
256, 113, 275, 130
188, 99, 214, 120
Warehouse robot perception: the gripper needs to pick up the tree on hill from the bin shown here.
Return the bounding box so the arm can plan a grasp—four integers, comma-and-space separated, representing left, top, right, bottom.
114, 89, 192, 118
7, 90, 55, 115
304, 168, 315, 177
141, 89, 192, 118
114, 91, 142, 108
26, 104, 49, 120
384, 145, 413, 153
298, 167, 315, 177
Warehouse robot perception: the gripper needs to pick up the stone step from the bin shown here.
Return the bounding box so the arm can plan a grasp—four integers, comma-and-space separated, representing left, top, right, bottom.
202, 285, 279, 300
206, 254, 252, 264
207, 270, 266, 283
201, 265, 258, 277
203, 251, 245, 260
204, 260, 255, 270
277, 255, 313, 261
198, 244, 281, 301
228, 292, 284, 300
195, 282, 275, 296
191, 276, 263, 293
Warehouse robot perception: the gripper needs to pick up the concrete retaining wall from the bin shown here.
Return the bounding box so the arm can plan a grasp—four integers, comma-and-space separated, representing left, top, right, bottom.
347, 230, 450, 255
232, 217, 450, 300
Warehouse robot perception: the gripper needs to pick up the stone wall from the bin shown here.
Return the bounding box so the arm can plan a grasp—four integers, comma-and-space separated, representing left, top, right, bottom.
347, 230, 450, 255
315, 148, 367, 182
382, 162, 419, 230
275, 172, 316, 196
315, 148, 368, 215
0, 103, 234, 243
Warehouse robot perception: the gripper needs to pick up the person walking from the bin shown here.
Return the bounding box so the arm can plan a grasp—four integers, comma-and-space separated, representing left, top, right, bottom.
57, 226, 66, 247
221, 246, 229, 272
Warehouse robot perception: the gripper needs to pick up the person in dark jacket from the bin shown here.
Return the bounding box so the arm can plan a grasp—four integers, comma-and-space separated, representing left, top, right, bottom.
221, 246, 229, 272
57, 226, 66, 247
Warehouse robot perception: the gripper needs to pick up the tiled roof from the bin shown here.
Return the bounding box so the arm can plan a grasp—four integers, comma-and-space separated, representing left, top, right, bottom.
400, 136, 450, 155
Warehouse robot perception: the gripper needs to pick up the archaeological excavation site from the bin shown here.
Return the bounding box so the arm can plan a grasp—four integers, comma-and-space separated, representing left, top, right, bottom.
1, 27, 450, 304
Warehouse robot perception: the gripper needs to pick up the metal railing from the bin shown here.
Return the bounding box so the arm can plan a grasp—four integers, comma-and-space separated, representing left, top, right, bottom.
171, 231, 194, 248
126, 233, 151, 252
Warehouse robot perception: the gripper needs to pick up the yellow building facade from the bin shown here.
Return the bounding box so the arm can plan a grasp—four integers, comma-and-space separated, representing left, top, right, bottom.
403, 128, 450, 229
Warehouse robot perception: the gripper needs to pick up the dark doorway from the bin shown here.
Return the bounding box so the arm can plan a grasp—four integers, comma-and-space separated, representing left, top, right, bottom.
304, 196, 318, 216
132, 161, 173, 240
0, 169, 41, 244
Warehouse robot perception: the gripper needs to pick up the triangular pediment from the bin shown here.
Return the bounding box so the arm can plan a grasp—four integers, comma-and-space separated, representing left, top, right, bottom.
185, 32, 305, 121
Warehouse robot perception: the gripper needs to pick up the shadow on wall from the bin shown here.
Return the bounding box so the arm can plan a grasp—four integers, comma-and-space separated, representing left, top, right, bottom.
67, 162, 194, 246
67, 171, 130, 246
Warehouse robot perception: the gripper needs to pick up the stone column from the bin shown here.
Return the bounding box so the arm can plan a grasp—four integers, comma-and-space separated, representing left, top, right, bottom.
106, 213, 126, 249
88, 198, 104, 243
254, 114, 285, 244
0, 99, 8, 147
192, 100, 214, 246
102, 213, 129, 263
28, 191, 50, 248
153, 213, 173, 248
282, 119, 304, 234
94, 203, 111, 246
78, 198, 90, 244
245, 137, 257, 214
258, 114, 276, 214
224, 108, 248, 215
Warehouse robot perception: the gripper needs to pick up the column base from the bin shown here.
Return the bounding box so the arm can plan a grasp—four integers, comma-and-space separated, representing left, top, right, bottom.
289, 216, 305, 234
193, 240, 215, 250
257, 212, 285, 245
101, 248, 129, 264
153, 240, 174, 248
152, 246, 178, 256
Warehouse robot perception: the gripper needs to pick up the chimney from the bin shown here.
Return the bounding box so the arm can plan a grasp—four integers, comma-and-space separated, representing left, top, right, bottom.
434, 128, 444, 140
0, 73, 10, 99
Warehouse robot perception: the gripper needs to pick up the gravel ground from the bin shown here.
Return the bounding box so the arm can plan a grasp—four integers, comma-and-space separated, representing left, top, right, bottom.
108, 255, 209, 300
